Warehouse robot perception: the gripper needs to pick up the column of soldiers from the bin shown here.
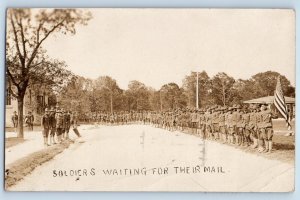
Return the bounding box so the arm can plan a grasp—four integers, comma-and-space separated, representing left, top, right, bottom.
94, 102, 275, 153
41, 107, 81, 147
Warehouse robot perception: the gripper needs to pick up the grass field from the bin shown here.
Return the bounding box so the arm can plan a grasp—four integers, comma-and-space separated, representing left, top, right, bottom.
5, 140, 74, 189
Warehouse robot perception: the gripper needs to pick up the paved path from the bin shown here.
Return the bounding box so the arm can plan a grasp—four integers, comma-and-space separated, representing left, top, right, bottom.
8, 125, 294, 192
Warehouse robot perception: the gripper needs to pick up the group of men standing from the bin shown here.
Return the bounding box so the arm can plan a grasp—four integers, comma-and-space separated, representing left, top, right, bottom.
41, 107, 81, 147
95, 103, 275, 153
11, 111, 35, 132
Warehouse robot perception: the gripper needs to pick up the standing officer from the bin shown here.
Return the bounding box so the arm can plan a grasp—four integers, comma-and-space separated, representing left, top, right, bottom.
258, 104, 274, 153
41, 108, 50, 146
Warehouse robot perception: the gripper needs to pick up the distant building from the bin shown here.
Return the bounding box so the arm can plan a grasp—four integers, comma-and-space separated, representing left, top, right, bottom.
6, 88, 51, 127
243, 96, 295, 119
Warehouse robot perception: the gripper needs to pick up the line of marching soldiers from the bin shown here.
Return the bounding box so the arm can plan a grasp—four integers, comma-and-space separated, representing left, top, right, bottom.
95, 103, 275, 153
41, 107, 81, 147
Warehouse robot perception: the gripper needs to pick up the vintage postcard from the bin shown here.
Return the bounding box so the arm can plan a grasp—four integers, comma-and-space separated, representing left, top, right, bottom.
4, 8, 295, 192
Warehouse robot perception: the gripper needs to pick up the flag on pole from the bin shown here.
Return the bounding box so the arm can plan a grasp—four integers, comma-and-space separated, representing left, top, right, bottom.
273, 76, 292, 130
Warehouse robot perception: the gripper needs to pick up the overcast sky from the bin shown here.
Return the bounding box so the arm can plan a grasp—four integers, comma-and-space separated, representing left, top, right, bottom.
43, 9, 295, 90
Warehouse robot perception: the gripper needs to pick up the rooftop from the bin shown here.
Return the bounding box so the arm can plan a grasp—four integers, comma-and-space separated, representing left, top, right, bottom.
243, 96, 295, 104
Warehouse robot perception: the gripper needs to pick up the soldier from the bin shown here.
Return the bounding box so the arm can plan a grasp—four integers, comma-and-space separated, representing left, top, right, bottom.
199, 109, 206, 139
242, 106, 251, 146
257, 104, 274, 153
24, 111, 34, 131
64, 110, 71, 139
231, 105, 239, 144
60, 109, 66, 140
191, 110, 198, 134
55, 108, 64, 143
218, 107, 226, 143
235, 105, 243, 145
195, 109, 201, 135
71, 111, 81, 137
212, 107, 220, 140
41, 108, 50, 146
11, 111, 18, 133
49, 107, 57, 145
249, 105, 259, 148
227, 107, 235, 144
178, 110, 184, 131
205, 108, 213, 139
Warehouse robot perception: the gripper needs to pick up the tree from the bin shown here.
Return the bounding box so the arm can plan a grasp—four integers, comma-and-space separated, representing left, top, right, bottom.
160, 83, 187, 110
182, 71, 211, 108
249, 71, 295, 98
211, 72, 236, 106
93, 76, 122, 113
58, 76, 92, 119
6, 9, 91, 138
126, 80, 151, 111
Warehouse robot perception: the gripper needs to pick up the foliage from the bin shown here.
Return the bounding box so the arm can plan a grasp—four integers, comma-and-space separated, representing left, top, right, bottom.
6, 8, 92, 137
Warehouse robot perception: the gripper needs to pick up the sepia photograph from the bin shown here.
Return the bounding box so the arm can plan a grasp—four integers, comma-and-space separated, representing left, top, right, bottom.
4, 8, 295, 192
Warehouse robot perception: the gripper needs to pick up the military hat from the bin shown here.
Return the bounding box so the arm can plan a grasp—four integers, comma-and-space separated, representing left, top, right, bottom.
260, 101, 268, 106
45, 108, 49, 112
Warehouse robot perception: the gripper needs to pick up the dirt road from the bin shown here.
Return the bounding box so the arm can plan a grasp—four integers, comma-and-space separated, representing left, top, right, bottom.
8, 125, 294, 192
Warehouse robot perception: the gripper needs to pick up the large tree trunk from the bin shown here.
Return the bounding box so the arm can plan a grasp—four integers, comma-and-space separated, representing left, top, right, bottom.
17, 96, 24, 138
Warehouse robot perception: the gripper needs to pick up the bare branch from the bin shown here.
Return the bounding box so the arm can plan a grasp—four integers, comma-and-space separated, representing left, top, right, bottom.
9, 12, 24, 65
26, 19, 65, 69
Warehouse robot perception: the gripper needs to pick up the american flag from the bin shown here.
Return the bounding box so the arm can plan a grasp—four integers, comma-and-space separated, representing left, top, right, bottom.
274, 76, 292, 130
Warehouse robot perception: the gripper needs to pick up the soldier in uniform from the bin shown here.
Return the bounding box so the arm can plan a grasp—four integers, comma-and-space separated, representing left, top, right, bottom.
235, 105, 243, 145
257, 104, 275, 153
218, 107, 226, 143
191, 110, 198, 134
24, 111, 34, 131
64, 110, 71, 139
71, 111, 81, 137
49, 107, 57, 145
199, 109, 206, 139
11, 111, 18, 133
242, 106, 251, 146
41, 108, 50, 146
55, 108, 64, 143
249, 104, 259, 148
212, 107, 220, 140
227, 107, 235, 144
205, 108, 213, 139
